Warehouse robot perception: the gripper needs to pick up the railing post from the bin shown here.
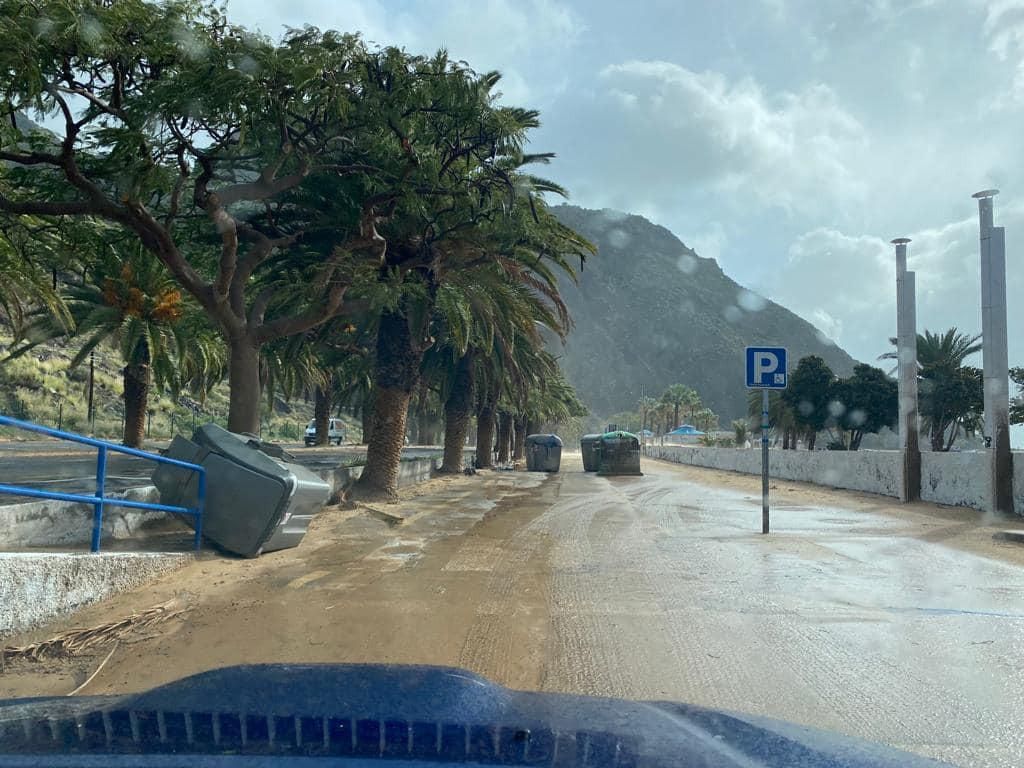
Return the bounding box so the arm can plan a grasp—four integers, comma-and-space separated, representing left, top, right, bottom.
194, 470, 206, 551
92, 445, 107, 553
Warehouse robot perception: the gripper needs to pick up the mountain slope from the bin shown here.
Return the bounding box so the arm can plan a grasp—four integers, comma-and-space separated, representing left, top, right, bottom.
553, 205, 858, 422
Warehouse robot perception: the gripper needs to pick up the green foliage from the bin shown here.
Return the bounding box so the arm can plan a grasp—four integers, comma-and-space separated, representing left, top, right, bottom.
731, 419, 748, 446
919, 365, 983, 451
826, 364, 897, 450
1011, 367, 1024, 426
881, 327, 983, 451
782, 355, 835, 447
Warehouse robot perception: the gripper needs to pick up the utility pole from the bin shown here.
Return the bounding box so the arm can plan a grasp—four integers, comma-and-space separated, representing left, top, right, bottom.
973, 190, 1014, 514
892, 238, 920, 502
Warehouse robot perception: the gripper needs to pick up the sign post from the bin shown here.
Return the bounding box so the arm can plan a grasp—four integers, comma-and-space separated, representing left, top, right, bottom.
745, 347, 788, 534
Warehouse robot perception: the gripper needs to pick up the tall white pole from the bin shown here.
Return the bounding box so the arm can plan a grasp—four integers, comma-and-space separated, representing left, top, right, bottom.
973, 189, 1014, 514
893, 238, 920, 501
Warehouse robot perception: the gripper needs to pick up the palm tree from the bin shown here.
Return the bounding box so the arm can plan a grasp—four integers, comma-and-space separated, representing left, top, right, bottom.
661, 384, 699, 430
879, 327, 982, 451
748, 390, 798, 448
879, 328, 982, 370
11, 246, 220, 446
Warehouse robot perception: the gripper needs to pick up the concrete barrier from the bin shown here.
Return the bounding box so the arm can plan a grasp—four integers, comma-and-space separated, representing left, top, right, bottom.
0, 456, 442, 551
648, 445, 902, 498
1, 552, 192, 637
649, 445, 1024, 513
920, 451, 990, 511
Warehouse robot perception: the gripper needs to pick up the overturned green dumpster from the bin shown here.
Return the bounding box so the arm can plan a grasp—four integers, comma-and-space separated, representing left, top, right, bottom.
580, 434, 602, 472
596, 430, 643, 476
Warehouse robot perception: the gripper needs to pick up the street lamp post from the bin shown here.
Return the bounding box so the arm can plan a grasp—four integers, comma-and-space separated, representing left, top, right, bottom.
892, 238, 920, 502
972, 189, 1014, 514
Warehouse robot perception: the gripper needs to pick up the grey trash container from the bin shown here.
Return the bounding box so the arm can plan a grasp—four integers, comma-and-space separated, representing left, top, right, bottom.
525, 434, 563, 472
580, 434, 602, 472
153, 424, 330, 557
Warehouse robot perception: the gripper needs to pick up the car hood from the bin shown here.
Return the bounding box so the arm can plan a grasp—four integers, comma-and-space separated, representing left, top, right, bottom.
0, 664, 951, 767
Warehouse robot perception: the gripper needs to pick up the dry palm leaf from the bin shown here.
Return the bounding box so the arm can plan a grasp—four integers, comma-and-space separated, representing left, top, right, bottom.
2, 599, 185, 662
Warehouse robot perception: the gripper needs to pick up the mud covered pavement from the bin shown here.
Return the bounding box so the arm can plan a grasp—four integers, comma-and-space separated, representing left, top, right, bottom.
4, 455, 1024, 767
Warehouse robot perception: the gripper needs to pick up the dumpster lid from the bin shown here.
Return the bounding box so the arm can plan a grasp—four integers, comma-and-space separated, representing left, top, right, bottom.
525, 433, 563, 447
601, 430, 639, 443
581, 433, 602, 442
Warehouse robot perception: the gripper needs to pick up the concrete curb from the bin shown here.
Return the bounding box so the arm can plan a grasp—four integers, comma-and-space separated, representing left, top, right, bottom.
1, 552, 193, 638
994, 530, 1024, 544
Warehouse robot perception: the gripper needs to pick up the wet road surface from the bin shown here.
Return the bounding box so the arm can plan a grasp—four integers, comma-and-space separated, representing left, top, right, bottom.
4, 455, 1024, 767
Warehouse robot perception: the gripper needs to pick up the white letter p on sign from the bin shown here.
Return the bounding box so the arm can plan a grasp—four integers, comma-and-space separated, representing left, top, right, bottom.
754, 352, 778, 385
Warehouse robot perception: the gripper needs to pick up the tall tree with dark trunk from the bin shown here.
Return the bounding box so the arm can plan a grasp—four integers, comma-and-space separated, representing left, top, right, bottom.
313, 385, 332, 447
0, 4, 416, 433
496, 411, 514, 464
439, 351, 475, 472
354, 304, 428, 497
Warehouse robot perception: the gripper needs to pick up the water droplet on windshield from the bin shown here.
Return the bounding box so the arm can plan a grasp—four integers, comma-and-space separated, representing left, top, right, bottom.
608, 228, 631, 249
677, 253, 697, 274
737, 290, 767, 312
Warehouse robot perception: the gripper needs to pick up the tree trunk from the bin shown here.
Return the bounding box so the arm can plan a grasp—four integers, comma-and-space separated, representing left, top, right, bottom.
227, 337, 262, 434
807, 430, 817, 450
497, 411, 513, 464
440, 352, 474, 473
513, 415, 527, 461
361, 395, 374, 445
354, 308, 424, 499
476, 404, 496, 469
122, 362, 150, 448
314, 385, 331, 446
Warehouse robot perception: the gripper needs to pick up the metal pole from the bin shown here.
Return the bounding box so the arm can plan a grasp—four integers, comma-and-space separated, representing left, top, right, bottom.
762, 388, 770, 534
87, 351, 95, 432
91, 446, 107, 553
892, 238, 920, 502
57, 400, 63, 432
973, 189, 1014, 514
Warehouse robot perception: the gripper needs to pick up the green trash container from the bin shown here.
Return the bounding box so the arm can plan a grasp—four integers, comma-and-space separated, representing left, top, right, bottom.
597, 431, 643, 476
580, 434, 602, 472
525, 434, 563, 472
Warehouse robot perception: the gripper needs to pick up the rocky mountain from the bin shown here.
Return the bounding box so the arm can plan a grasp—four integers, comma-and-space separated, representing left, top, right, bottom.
552, 205, 859, 423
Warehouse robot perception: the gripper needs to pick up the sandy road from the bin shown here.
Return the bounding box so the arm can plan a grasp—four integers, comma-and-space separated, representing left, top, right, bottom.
4, 455, 1024, 767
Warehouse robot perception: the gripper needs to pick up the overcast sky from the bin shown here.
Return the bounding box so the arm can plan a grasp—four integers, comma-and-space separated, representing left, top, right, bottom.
229, 0, 1024, 371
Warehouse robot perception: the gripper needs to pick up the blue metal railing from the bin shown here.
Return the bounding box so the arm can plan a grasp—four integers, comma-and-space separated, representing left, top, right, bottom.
0, 414, 205, 552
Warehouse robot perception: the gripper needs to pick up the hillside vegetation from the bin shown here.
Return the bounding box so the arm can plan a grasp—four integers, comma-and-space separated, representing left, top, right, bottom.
553, 206, 858, 422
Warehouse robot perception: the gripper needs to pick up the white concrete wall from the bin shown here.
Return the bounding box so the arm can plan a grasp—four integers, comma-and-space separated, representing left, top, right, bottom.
0, 486, 165, 549
1, 457, 442, 549
648, 445, 902, 498
1, 552, 191, 637
920, 451, 989, 511
650, 445, 1024, 513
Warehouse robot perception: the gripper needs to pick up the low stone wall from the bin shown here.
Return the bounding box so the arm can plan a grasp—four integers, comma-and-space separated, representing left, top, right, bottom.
1, 456, 442, 550
1, 552, 192, 637
0, 486, 166, 549
920, 451, 989, 511
647, 445, 902, 498
649, 444, 1024, 513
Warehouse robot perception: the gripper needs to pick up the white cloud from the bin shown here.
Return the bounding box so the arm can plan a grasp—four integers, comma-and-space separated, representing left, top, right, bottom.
231, 0, 582, 105
767, 198, 1024, 367
593, 61, 868, 216
979, 0, 1024, 102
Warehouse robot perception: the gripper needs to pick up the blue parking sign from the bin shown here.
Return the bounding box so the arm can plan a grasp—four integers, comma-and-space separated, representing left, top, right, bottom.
746, 347, 787, 389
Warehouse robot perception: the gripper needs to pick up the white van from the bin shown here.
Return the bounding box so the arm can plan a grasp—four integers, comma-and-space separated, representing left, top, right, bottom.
304, 418, 345, 446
